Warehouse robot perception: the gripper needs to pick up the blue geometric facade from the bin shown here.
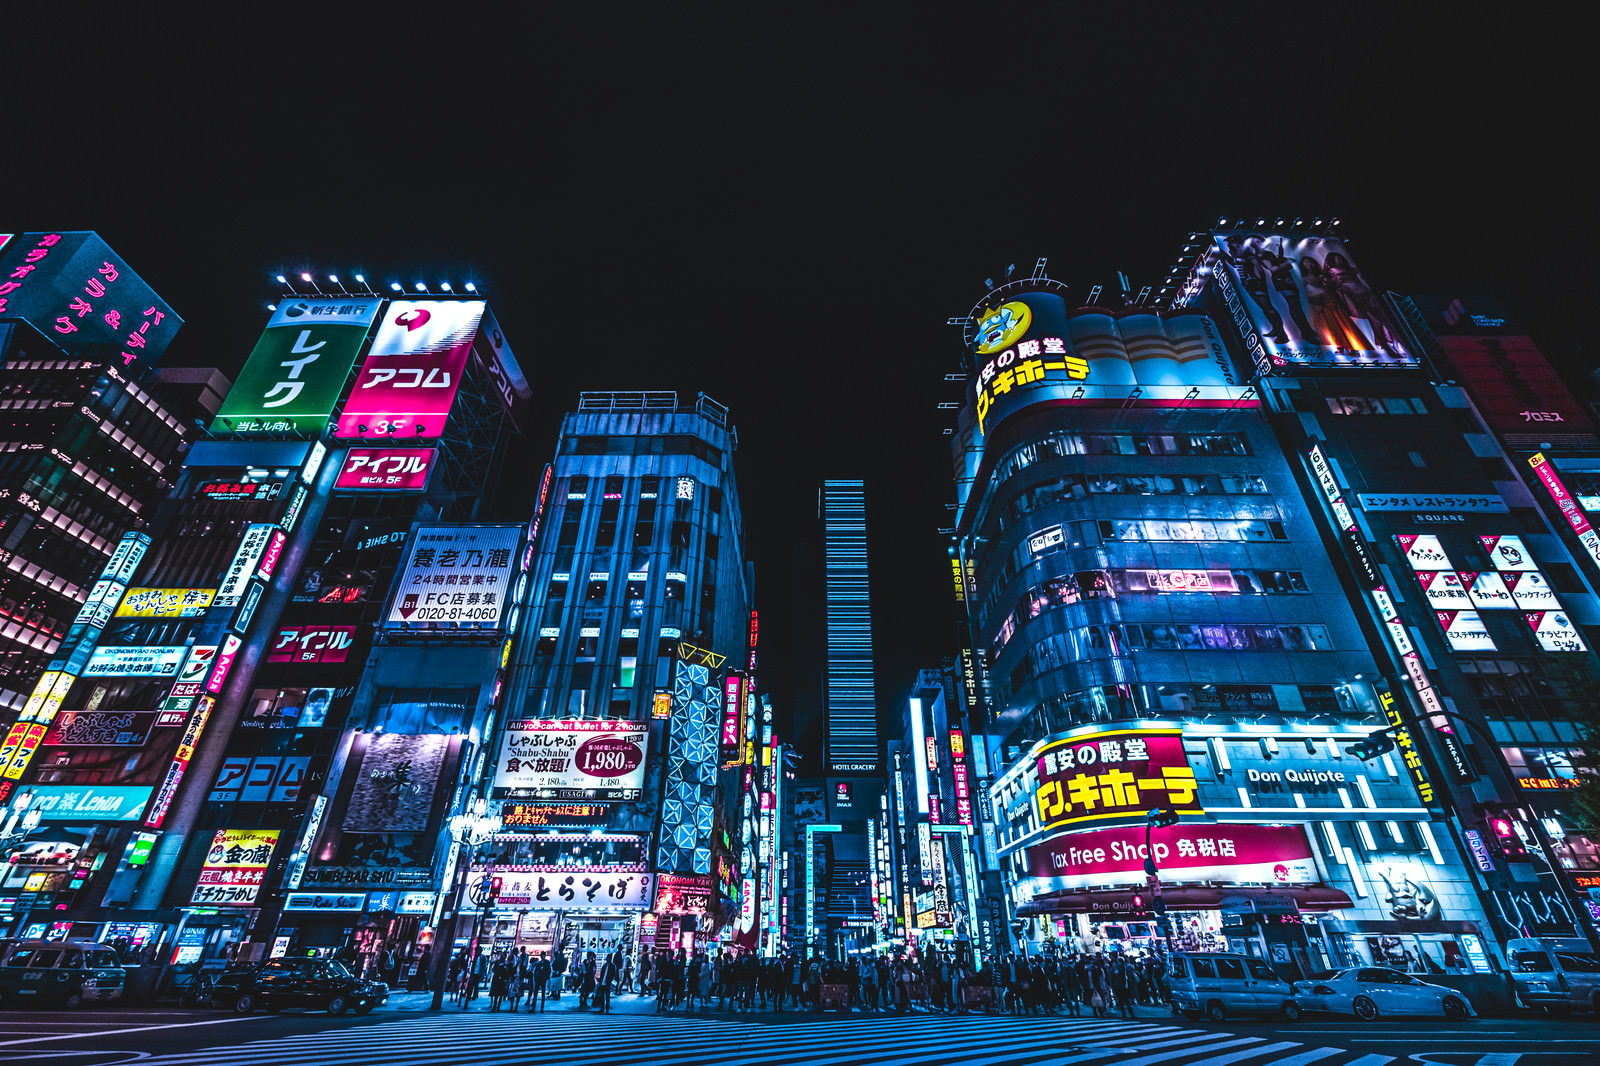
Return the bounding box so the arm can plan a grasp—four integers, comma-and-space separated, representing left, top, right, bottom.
655, 659, 719, 874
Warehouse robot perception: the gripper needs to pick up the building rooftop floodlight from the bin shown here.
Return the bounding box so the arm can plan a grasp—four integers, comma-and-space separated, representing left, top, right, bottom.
275, 274, 287, 284
354, 274, 365, 284
301, 272, 312, 282
414, 281, 427, 292
328, 275, 339, 284
390, 282, 402, 292
464, 282, 476, 292
267, 304, 276, 311
440, 281, 452, 292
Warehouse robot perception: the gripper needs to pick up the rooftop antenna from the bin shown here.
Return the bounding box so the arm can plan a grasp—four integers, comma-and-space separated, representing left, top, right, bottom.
1004, 263, 1016, 280
1031, 257, 1048, 280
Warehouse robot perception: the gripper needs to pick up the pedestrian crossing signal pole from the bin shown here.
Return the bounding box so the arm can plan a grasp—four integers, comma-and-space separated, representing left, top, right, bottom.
1145, 807, 1180, 957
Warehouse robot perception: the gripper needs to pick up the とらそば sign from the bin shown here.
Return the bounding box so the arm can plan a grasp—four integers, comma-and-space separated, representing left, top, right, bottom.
1028, 726, 1204, 837
492, 720, 648, 802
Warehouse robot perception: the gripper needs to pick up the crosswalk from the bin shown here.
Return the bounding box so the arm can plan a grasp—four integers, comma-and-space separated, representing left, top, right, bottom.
130, 1011, 1392, 1066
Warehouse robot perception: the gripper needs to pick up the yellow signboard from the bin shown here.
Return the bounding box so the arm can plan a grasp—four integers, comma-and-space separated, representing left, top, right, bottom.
116, 588, 216, 618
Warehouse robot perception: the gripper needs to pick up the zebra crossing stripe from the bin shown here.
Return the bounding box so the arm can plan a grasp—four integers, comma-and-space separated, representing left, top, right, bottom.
131, 1011, 1387, 1066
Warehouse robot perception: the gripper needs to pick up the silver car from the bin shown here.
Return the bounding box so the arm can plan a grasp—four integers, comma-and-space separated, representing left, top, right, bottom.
1291, 966, 1475, 1020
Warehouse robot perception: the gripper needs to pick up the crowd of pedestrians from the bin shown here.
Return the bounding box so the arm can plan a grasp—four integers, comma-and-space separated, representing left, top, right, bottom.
440, 943, 1169, 1016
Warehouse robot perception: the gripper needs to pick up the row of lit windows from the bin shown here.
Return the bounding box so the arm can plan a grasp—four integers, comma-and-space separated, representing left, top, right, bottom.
970, 430, 1255, 528
986, 568, 1310, 656
1003, 622, 1335, 692
977, 515, 1291, 624
993, 471, 1272, 537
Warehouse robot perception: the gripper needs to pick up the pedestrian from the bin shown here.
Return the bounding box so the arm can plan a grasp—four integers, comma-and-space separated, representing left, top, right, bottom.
489, 954, 508, 1012
594, 951, 613, 1014
1061, 955, 1082, 1017
1111, 957, 1135, 1019
578, 950, 597, 1010
531, 952, 550, 1012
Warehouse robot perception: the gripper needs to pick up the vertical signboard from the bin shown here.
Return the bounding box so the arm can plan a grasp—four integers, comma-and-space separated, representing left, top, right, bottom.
214, 299, 382, 433
721, 673, 744, 763
334, 300, 485, 438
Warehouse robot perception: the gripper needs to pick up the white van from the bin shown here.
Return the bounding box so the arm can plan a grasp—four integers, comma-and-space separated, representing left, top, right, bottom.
1506, 937, 1600, 1015
1169, 951, 1299, 1022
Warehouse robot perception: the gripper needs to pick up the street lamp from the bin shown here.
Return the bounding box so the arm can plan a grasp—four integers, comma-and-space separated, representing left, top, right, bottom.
1346, 710, 1600, 957
428, 799, 502, 1011
1144, 807, 1179, 955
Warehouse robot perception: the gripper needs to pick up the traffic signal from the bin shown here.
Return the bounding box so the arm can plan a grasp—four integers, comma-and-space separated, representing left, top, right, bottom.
1484, 808, 1531, 862
489, 876, 504, 900
1347, 730, 1397, 761
1147, 807, 1179, 828
1131, 892, 1145, 912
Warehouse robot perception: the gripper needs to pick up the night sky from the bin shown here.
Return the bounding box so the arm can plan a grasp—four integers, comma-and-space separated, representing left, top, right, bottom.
10, 12, 1589, 767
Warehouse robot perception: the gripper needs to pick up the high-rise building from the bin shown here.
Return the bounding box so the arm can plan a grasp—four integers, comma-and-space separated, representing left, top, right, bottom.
0, 292, 530, 978
946, 236, 1552, 978
821, 480, 877, 775
493, 390, 753, 959
0, 232, 191, 725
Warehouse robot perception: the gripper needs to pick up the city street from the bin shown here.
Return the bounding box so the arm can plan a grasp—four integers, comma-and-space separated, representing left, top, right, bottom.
3, 994, 1596, 1066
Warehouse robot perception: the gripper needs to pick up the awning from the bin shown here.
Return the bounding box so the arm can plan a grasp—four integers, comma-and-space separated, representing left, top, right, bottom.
1016, 883, 1354, 917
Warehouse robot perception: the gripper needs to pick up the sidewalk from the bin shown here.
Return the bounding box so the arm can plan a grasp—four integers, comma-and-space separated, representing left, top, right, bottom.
380, 989, 1179, 1020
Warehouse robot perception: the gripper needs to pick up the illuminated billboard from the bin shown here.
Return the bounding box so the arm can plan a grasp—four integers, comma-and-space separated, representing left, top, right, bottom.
966, 290, 1250, 438
213, 299, 382, 434
0, 231, 182, 367
114, 587, 216, 618
191, 828, 279, 906
492, 720, 648, 801
992, 725, 1205, 848
1020, 822, 1316, 892
82, 645, 187, 677
385, 524, 520, 630
335, 446, 435, 490
1200, 230, 1416, 375
334, 300, 485, 438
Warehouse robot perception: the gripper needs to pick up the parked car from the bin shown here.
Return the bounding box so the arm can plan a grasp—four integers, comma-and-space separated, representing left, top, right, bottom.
1169, 951, 1300, 1021
1506, 937, 1600, 1016
1290, 966, 1475, 1020
208, 957, 387, 1015
0, 939, 127, 1008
